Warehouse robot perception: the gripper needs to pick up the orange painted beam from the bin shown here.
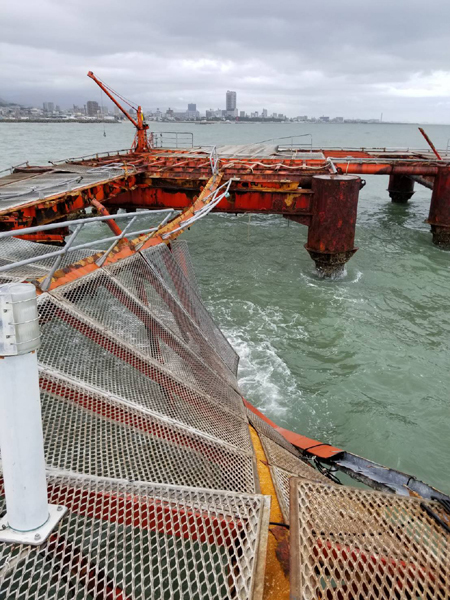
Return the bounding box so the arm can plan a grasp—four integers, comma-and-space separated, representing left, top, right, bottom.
108, 186, 313, 216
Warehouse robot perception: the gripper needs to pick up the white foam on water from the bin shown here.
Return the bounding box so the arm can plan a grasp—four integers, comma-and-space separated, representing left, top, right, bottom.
301, 267, 363, 286
353, 270, 363, 283
207, 299, 311, 418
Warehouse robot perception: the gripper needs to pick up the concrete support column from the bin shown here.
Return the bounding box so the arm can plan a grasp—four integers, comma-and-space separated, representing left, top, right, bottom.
427, 167, 450, 249
388, 174, 415, 203
306, 174, 361, 277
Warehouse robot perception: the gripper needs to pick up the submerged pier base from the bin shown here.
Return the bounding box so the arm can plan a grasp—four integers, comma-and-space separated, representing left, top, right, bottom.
428, 167, 450, 249
388, 174, 415, 203
305, 174, 361, 277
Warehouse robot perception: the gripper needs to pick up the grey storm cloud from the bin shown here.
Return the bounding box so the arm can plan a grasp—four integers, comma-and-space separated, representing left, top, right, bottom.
1, 0, 450, 121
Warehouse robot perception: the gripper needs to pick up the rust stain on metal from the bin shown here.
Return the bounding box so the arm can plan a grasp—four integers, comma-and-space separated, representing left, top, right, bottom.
270, 526, 290, 578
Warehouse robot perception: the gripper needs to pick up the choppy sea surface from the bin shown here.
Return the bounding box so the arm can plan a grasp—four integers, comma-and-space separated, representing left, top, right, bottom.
1, 120, 450, 493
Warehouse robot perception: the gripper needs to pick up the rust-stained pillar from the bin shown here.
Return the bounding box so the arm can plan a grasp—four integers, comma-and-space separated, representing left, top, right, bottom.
306, 174, 361, 276
388, 174, 415, 203
427, 167, 450, 249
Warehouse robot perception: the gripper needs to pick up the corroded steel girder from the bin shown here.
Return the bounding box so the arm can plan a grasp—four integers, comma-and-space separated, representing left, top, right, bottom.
107, 182, 313, 216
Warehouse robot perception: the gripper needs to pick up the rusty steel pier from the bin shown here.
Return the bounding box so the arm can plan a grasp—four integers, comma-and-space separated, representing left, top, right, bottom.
1, 144, 450, 275
1, 72, 450, 275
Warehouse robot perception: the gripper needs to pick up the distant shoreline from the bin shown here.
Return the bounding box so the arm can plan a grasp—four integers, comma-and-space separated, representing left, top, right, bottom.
0, 119, 445, 126
0, 119, 121, 124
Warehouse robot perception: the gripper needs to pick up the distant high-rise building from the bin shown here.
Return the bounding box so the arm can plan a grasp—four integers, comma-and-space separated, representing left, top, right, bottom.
239, 111, 246, 118
226, 91, 236, 112
262, 109, 268, 118
43, 102, 54, 113
86, 101, 99, 117
188, 103, 196, 111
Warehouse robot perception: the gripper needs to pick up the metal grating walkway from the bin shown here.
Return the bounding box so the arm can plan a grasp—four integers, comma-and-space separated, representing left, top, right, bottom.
290, 480, 450, 599
0, 474, 270, 600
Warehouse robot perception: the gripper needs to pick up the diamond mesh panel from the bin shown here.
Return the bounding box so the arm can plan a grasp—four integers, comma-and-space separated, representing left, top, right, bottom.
260, 434, 330, 483
246, 408, 299, 454
0, 474, 270, 599
105, 254, 238, 388
141, 244, 239, 375
171, 240, 200, 296
51, 268, 245, 418
291, 480, 450, 600
269, 466, 292, 524
39, 372, 256, 493
37, 295, 249, 451
261, 434, 331, 525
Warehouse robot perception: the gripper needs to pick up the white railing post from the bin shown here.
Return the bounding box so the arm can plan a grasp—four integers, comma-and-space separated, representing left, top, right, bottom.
0, 283, 66, 545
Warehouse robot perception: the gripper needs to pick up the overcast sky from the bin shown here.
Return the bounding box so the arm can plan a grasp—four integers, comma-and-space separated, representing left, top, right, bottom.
1, 0, 450, 122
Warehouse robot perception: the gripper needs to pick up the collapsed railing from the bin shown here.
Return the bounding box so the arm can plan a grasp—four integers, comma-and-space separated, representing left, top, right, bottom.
161, 179, 233, 240
0, 209, 176, 290
0, 176, 234, 289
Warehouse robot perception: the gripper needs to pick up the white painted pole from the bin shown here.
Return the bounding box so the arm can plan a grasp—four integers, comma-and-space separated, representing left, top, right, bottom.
0, 283, 48, 532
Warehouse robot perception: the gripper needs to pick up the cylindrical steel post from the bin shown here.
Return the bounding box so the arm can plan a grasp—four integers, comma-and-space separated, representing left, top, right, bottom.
306, 174, 361, 276
427, 167, 450, 249
0, 284, 48, 532
388, 174, 415, 203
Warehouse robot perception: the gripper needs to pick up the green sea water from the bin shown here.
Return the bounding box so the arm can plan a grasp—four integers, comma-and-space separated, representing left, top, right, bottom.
1, 120, 449, 493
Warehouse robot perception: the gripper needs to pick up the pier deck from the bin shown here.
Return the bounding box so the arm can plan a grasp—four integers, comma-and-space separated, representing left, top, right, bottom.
1, 142, 449, 273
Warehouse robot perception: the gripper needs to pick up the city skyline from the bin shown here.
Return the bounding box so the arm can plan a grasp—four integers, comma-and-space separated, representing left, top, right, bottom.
1, 90, 387, 123
1, 88, 385, 123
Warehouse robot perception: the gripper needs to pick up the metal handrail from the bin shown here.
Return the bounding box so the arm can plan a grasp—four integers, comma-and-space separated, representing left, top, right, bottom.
0, 209, 176, 290
0, 162, 30, 175
50, 148, 133, 165
151, 132, 194, 149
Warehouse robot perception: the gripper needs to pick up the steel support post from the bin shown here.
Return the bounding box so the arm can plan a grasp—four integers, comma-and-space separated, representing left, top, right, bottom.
427, 167, 450, 249
306, 174, 361, 276
388, 174, 415, 203
0, 283, 67, 545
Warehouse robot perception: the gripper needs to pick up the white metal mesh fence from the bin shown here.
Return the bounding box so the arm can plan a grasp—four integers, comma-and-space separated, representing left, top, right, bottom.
39, 371, 257, 493
171, 240, 201, 296
105, 253, 238, 388
37, 295, 249, 453
51, 268, 243, 415
141, 245, 239, 375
